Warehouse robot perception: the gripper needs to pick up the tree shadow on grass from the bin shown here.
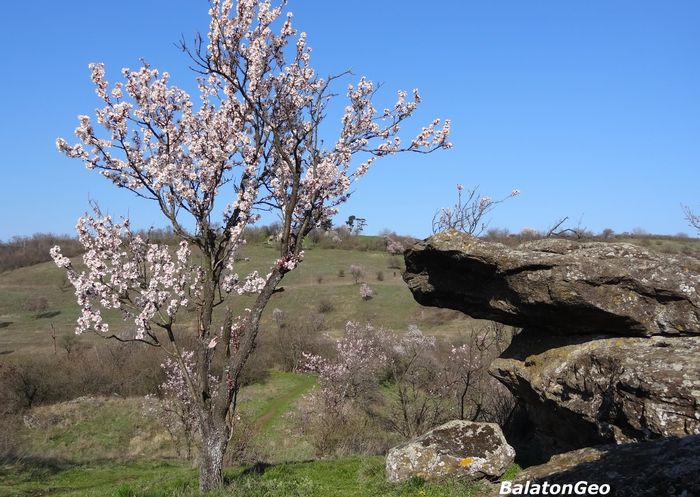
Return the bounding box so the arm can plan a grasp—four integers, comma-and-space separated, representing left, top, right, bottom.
0, 453, 77, 476
0, 321, 12, 328
36, 311, 61, 319
225, 459, 316, 484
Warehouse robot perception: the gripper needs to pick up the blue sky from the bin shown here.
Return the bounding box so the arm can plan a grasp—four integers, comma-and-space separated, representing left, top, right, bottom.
1, 1, 698, 239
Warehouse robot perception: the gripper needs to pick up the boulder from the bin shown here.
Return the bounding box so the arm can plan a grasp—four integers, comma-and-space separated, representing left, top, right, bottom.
497, 435, 700, 497
403, 231, 700, 337
385, 420, 515, 482
491, 334, 700, 452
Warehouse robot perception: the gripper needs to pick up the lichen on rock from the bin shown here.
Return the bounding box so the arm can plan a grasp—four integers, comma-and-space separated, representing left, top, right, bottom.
385, 420, 515, 482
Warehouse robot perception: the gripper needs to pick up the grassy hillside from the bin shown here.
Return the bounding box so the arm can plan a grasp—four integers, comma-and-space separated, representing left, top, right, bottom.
0, 239, 481, 355
17, 371, 316, 464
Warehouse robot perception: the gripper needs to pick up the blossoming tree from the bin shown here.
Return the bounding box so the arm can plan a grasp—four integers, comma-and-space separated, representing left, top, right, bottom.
51, 0, 450, 490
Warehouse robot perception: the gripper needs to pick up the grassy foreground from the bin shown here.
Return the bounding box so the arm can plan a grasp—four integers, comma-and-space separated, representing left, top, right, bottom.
18, 372, 317, 464
0, 457, 500, 497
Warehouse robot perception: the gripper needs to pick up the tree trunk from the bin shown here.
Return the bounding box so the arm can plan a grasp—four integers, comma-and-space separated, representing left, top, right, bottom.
199, 420, 229, 492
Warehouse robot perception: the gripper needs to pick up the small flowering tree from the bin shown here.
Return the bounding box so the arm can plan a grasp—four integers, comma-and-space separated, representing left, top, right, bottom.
302, 322, 387, 415
383, 325, 451, 438
151, 353, 201, 459
432, 185, 519, 235
385, 238, 405, 255
51, 0, 450, 491
359, 283, 373, 300
300, 321, 387, 455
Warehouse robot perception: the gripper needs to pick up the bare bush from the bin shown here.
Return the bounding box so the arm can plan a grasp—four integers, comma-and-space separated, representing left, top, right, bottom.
316, 298, 334, 314
683, 205, 700, 234
22, 295, 49, 315
0, 415, 22, 462
378, 326, 451, 438
224, 412, 261, 465
349, 264, 364, 284
293, 396, 391, 457
0, 359, 53, 410
387, 256, 402, 270
270, 315, 330, 372
545, 216, 592, 239
432, 185, 519, 235
60, 334, 80, 355
0, 342, 166, 413
445, 322, 514, 422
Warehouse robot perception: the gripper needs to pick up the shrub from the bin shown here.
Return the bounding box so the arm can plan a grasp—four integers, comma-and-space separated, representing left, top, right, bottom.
316, 298, 334, 314
22, 295, 49, 315
297, 322, 393, 456
60, 333, 79, 355
387, 256, 402, 270
376, 271, 384, 282
349, 264, 364, 284
432, 185, 520, 235
0, 342, 167, 412
271, 308, 286, 329
0, 415, 21, 462
296, 321, 515, 457
337, 269, 345, 278
268, 315, 331, 372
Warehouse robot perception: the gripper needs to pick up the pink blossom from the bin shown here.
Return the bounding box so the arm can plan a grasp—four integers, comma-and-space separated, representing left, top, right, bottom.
360, 283, 373, 300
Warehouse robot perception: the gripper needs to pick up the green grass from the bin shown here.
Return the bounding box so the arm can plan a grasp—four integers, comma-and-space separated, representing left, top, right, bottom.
0, 457, 498, 497
237, 371, 317, 462
21, 397, 175, 462
499, 463, 521, 482
18, 372, 316, 464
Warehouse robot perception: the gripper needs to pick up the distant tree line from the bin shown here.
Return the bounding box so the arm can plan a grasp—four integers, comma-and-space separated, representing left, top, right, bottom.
0, 234, 83, 273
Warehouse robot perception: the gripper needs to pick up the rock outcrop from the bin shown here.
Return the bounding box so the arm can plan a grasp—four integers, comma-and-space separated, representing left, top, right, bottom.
385, 420, 515, 482
498, 435, 700, 497
403, 231, 700, 458
404, 231, 700, 337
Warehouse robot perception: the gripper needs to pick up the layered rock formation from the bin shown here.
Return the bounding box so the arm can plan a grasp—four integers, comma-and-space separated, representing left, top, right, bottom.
404, 232, 700, 337
403, 231, 700, 458
386, 420, 515, 482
